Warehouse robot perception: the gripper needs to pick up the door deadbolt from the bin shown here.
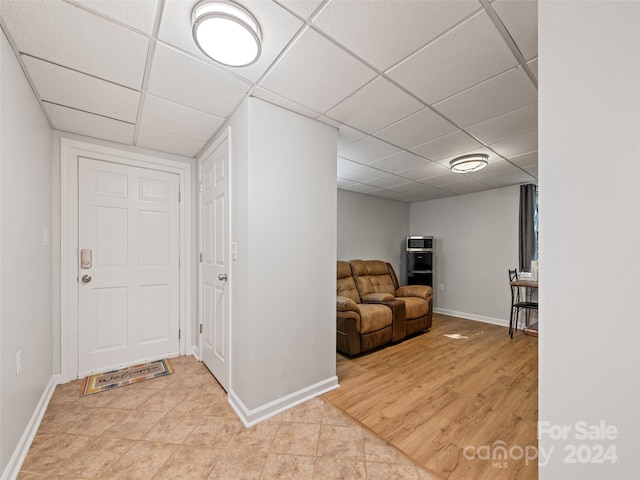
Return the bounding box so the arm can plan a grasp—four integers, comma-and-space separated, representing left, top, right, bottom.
81, 275, 92, 283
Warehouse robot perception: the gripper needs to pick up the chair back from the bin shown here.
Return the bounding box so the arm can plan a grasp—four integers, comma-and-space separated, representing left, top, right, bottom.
337, 261, 361, 304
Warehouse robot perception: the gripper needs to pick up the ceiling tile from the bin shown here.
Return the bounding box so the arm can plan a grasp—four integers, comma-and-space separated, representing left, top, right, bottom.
374, 108, 458, 149
439, 179, 492, 195
528, 57, 538, 79
43, 102, 134, 144
74, 0, 158, 34
251, 88, 320, 120
338, 165, 387, 183
367, 151, 427, 174
147, 44, 251, 117
433, 67, 538, 127
337, 136, 401, 163
364, 175, 412, 189
410, 130, 482, 161
337, 125, 367, 149
157, 0, 304, 83
466, 103, 537, 145
492, 0, 538, 61
339, 182, 383, 195
509, 151, 538, 169
312, 0, 481, 71
22, 55, 140, 123
1, 0, 149, 89
490, 131, 538, 158
420, 171, 468, 187
476, 169, 535, 188
396, 162, 450, 181
370, 189, 411, 202
464, 158, 518, 178
275, 0, 325, 19
140, 94, 225, 141
337, 157, 361, 175
388, 181, 434, 194
388, 11, 518, 104
337, 177, 359, 189
524, 165, 538, 178
261, 27, 377, 113
136, 126, 206, 157
325, 77, 423, 132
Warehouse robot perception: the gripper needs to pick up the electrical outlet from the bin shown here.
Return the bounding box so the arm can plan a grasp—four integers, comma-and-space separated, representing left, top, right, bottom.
16, 351, 22, 376
439, 283, 445, 292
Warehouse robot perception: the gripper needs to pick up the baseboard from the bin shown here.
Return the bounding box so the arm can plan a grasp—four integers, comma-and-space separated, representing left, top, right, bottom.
1, 375, 60, 480
228, 375, 339, 428
435, 308, 512, 328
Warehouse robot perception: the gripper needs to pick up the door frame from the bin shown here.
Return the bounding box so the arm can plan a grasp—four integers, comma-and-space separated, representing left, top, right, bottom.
60, 138, 193, 382
197, 127, 232, 384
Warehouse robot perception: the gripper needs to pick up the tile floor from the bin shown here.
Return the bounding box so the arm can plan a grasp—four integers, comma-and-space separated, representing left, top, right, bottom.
18, 356, 438, 479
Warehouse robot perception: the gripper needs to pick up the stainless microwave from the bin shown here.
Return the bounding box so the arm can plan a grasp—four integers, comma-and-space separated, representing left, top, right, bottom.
406, 236, 433, 252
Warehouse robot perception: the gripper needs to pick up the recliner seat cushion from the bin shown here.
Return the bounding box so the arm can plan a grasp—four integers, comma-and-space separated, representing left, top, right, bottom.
357, 303, 393, 334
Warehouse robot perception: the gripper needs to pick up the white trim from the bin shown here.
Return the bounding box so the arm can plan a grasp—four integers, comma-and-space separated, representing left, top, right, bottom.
434, 308, 533, 329
228, 376, 339, 427
0, 375, 59, 480
60, 138, 193, 381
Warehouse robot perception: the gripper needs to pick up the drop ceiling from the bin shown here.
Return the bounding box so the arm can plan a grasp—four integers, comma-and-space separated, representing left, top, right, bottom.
0, 0, 538, 203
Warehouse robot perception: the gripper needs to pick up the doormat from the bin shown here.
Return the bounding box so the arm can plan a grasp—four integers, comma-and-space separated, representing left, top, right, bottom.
80, 358, 174, 396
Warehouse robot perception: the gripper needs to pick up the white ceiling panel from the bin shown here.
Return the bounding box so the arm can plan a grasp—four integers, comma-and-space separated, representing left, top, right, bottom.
337, 136, 401, 163
525, 165, 538, 178
337, 157, 361, 175
325, 76, 423, 132
337, 177, 359, 189
421, 171, 470, 187
490, 131, 538, 158
410, 130, 482, 161
339, 182, 383, 195
464, 158, 519, 179
374, 107, 458, 149
364, 175, 412, 189
140, 94, 225, 141
388, 181, 436, 194
136, 125, 206, 157
22, 55, 140, 123
439, 179, 491, 195
388, 11, 518, 104
275, 0, 325, 19
1, 0, 149, 89
396, 162, 450, 181
433, 67, 538, 127
338, 165, 387, 183
147, 44, 251, 117
367, 151, 427, 174
43, 102, 134, 144
312, 0, 481, 71
251, 88, 320, 120
477, 169, 535, 188
73, 0, 158, 34
156, 0, 304, 83
509, 151, 538, 169
466, 103, 537, 145
336, 125, 367, 149
492, 0, 538, 61
528, 57, 538, 79
261, 27, 377, 113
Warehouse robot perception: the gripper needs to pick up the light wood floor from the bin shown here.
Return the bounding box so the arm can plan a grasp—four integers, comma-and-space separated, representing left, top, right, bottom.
323, 313, 538, 480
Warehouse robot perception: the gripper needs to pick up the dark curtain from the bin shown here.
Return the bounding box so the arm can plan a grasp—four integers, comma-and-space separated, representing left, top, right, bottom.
519, 184, 537, 272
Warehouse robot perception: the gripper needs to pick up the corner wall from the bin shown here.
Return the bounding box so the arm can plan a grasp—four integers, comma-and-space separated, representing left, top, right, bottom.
228, 98, 338, 425
0, 28, 54, 477
539, 2, 640, 478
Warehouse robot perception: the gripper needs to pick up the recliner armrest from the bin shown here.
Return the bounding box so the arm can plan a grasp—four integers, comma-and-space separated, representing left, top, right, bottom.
337, 295, 359, 312
395, 285, 433, 300
362, 293, 394, 302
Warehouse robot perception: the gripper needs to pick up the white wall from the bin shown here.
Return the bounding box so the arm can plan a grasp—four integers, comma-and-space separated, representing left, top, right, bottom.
0, 29, 53, 476
337, 189, 409, 281
410, 186, 519, 325
228, 98, 338, 425
539, 2, 640, 478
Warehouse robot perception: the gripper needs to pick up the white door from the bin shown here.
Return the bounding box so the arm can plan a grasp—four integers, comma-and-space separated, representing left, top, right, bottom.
200, 138, 229, 390
78, 157, 180, 376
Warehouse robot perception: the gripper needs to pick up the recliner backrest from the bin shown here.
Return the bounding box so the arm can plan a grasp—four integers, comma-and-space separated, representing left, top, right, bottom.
350, 260, 396, 298
337, 261, 361, 304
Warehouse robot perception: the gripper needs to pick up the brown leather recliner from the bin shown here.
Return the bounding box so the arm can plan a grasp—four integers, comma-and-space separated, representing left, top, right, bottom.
350, 259, 433, 335
336, 261, 406, 356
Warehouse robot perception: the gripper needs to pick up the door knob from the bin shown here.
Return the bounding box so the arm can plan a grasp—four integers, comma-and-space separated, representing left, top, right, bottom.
218, 273, 228, 281
81, 275, 92, 283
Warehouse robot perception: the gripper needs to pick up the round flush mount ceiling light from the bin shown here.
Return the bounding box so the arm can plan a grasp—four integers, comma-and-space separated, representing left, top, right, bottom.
449, 153, 489, 173
191, 0, 262, 67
